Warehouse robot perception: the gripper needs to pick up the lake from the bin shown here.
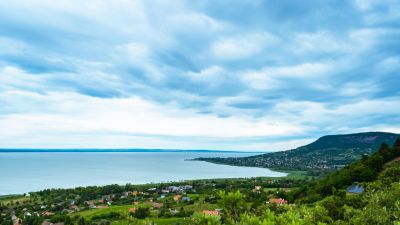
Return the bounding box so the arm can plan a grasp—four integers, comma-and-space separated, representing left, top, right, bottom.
0, 151, 286, 195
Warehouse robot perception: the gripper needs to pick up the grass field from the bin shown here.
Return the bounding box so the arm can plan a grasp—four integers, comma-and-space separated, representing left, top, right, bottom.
74, 203, 192, 225
110, 217, 187, 225
277, 170, 310, 180
75, 204, 150, 219
0, 195, 29, 205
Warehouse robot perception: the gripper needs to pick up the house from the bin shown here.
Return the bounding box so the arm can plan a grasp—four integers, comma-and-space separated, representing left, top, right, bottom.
202, 210, 220, 216
253, 186, 262, 193
129, 208, 137, 213
23, 212, 32, 217
123, 191, 131, 197
347, 184, 364, 194
102, 195, 112, 201
167, 185, 192, 193
13, 218, 21, 225
132, 201, 140, 205
152, 202, 164, 209
84, 200, 96, 205
254, 186, 262, 191
61, 209, 74, 214
182, 196, 191, 202
96, 205, 109, 209
167, 186, 179, 192
42, 221, 64, 225
41, 221, 52, 225
173, 195, 182, 201
268, 198, 288, 205
42, 211, 55, 217
69, 205, 79, 211
170, 209, 179, 215
182, 185, 193, 190
148, 188, 157, 191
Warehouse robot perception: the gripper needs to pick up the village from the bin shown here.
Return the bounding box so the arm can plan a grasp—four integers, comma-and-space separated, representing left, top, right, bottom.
0, 177, 307, 225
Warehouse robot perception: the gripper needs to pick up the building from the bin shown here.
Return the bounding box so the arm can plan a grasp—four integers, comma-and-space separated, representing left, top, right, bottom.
69, 205, 79, 211
346, 184, 364, 194
129, 208, 137, 214
42, 211, 55, 217
152, 202, 164, 209
182, 196, 191, 202
202, 210, 220, 216
268, 198, 288, 205
173, 195, 182, 201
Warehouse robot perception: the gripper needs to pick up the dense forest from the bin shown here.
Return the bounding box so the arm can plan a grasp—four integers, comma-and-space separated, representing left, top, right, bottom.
1, 138, 399, 225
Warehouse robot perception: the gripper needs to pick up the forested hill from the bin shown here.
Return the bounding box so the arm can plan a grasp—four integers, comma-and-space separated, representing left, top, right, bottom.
195, 132, 399, 171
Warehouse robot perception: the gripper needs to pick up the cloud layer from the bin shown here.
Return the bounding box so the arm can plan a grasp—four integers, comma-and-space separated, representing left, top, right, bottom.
0, 0, 399, 151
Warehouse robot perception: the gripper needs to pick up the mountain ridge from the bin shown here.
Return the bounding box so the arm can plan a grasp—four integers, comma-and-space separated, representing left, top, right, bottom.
195, 131, 399, 171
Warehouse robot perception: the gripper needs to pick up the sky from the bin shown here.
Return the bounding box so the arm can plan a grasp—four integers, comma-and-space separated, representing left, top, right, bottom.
0, 0, 399, 151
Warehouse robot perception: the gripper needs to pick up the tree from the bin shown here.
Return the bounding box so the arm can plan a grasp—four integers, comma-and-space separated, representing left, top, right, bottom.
64, 216, 72, 225
218, 191, 249, 222
192, 213, 221, 225
78, 216, 86, 225
394, 138, 400, 148
133, 207, 150, 219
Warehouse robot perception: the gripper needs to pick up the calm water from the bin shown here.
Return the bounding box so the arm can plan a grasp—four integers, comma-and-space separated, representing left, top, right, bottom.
0, 152, 286, 195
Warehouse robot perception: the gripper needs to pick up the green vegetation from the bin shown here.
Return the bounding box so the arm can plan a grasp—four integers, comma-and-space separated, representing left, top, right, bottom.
0, 195, 29, 205
195, 132, 398, 173
1, 137, 399, 225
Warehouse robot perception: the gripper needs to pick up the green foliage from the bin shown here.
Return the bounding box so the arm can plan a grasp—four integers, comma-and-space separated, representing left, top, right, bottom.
218, 191, 249, 222
91, 212, 121, 221
78, 216, 86, 225
292, 141, 400, 202
131, 207, 150, 219
192, 213, 221, 225
21, 216, 42, 225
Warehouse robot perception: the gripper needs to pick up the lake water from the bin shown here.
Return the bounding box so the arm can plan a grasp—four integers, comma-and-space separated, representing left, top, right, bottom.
0, 152, 286, 195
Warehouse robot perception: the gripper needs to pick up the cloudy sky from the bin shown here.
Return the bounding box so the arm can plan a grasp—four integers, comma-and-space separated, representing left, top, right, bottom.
0, 0, 399, 151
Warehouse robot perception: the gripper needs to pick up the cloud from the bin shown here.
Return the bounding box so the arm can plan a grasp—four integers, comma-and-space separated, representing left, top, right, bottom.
0, 90, 308, 150
0, 0, 399, 150
210, 32, 279, 60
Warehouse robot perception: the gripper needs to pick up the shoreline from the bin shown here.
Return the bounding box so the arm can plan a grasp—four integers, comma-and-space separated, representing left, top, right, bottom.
0, 172, 308, 197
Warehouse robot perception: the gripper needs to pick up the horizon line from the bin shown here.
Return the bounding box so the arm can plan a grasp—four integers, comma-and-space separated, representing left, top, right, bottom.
0, 148, 269, 153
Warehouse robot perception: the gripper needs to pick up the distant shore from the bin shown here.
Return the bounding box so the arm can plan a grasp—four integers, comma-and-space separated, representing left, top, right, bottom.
0, 149, 267, 153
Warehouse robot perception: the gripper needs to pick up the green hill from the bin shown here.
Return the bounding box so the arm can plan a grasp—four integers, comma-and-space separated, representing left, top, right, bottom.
196, 132, 399, 171
290, 137, 400, 202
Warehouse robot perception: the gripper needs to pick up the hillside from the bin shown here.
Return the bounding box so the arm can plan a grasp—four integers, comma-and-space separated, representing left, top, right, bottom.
1, 138, 399, 225
292, 137, 400, 197
195, 132, 399, 171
